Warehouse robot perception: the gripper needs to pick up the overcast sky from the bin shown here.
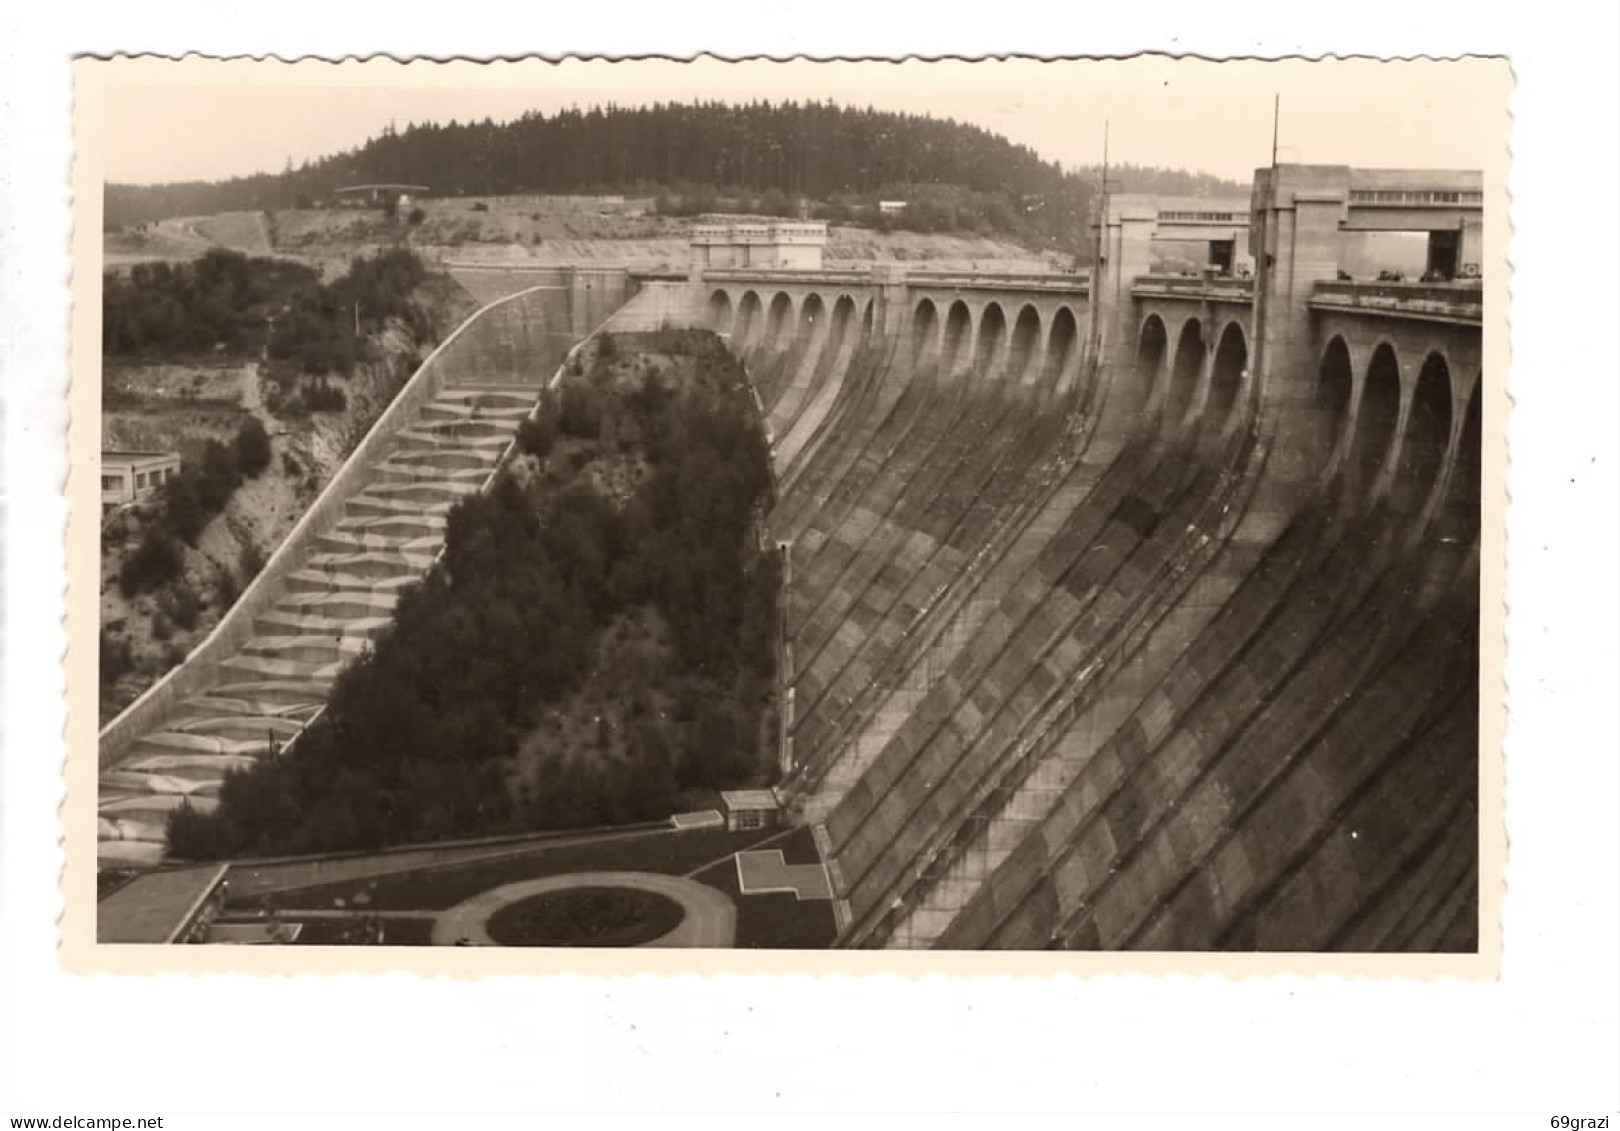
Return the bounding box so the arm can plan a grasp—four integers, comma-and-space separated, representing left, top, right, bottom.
98, 56, 1509, 186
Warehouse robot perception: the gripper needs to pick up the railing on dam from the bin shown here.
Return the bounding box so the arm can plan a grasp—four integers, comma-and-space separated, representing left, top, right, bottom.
701, 266, 1090, 296
904, 268, 1089, 295
1131, 274, 1256, 303
702, 268, 874, 286
1309, 279, 1483, 325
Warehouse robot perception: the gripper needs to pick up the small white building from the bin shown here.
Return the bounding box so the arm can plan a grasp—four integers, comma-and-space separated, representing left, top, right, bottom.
878, 200, 908, 215
101, 450, 181, 518
720, 789, 781, 833
691, 218, 828, 271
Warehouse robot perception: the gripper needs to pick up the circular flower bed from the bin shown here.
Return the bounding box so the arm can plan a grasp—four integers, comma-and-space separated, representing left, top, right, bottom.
484, 885, 686, 947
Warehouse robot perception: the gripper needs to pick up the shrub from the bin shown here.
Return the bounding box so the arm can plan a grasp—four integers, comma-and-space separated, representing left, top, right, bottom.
282, 451, 302, 477
99, 630, 134, 684
238, 541, 266, 583
214, 567, 241, 610
235, 417, 272, 477
407, 207, 425, 226
120, 529, 183, 596
516, 414, 558, 460
170, 583, 201, 630
559, 382, 603, 440
151, 611, 174, 642
300, 380, 347, 413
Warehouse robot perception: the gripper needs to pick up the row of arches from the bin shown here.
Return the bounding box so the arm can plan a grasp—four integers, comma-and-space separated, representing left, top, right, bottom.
709, 288, 1084, 397
1315, 335, 1481, 517
713, 289, 1479, 518
1134, 313, 1251, 434
1132, 311, 1480, 516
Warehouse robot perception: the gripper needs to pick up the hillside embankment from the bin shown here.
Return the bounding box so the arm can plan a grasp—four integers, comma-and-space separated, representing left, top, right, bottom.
106, 195, 1063, 277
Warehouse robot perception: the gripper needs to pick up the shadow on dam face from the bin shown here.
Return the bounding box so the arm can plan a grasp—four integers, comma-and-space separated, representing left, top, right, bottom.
708, 289, 734, 336
1007, 304, 1043, 392
734, 291, 764, 350
1136, 315, 1168, 411
1163, 317, 1204, 430
1206, 321, 1249, 436
1314, 336, 1356, 487
1348, 342, 1403, 507
940, 300, 974, 383
1391, 351, 1454, 519
910, 298, 941, 370
1045, 306, 1080, 397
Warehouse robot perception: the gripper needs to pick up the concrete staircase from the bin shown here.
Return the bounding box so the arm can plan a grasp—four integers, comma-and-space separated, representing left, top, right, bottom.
98, 385, 536, 868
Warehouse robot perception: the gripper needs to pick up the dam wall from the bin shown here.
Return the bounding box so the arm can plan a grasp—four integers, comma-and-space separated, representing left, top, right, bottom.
695, 247, 1482, 951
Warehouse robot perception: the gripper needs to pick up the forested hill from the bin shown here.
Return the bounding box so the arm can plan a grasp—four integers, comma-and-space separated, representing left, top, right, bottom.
105, 101, 1246, 252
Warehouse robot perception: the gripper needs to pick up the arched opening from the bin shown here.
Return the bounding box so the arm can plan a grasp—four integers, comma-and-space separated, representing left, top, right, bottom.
734, 291, 763, 350
1140, 312, 1166, 409
763, 292, 794, 351
1207, 321, 1248, 428
1045, 306, 1081, 394
911, 299, 941, 368
974, 303, 1008, 380
829, 294, 857, 347
1348, 342, 1402, 501
1314, 336, 1355, 483
708, 290, 734, 336
1165, 318, 1204, 424
1008, 305, 1043, 387
795, 293, 826, 352
1456, 376, 1482, 531
941, 300, 973, 375
1393, 351, 1454, 514
859, 299, 875, 341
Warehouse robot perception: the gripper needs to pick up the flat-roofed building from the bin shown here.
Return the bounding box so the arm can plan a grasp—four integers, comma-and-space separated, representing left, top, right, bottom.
101, 450, 181, 518
720, 789, 782, 833
332, 183, 432, 210
691, 217, 828, 271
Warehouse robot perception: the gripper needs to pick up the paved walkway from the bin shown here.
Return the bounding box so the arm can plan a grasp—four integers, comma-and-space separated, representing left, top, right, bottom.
431, 870, 736, 948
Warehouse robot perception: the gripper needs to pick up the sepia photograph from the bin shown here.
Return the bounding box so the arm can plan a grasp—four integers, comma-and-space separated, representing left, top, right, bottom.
73, 54, 1508, 961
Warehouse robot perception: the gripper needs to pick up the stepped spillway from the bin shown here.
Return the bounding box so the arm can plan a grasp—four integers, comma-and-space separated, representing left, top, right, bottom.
97, 283, 602, 869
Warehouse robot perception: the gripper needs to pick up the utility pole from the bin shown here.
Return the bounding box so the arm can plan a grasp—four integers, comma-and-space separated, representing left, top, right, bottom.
1087, 121, 1123, 378
1271, 93, 1280, 170
1252, 95, 1281, 394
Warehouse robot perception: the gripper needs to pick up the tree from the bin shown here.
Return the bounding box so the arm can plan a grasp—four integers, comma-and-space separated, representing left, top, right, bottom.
180, 327, 783, 856
235, 417, 272, 477
120, 528, 183, 596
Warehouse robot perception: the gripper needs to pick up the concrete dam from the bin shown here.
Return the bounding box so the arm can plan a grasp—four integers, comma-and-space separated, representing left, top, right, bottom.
99, 166, 1485, 952
710, 165, 1484, 951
